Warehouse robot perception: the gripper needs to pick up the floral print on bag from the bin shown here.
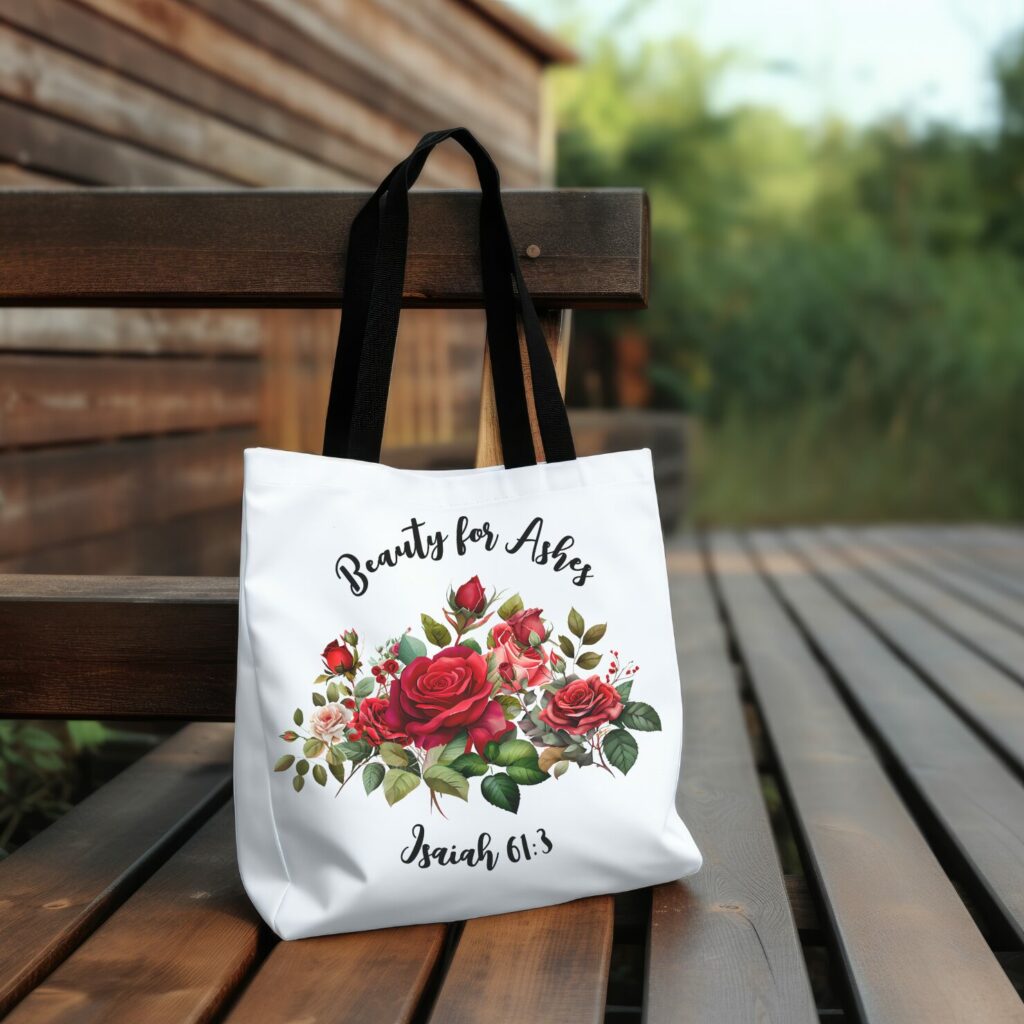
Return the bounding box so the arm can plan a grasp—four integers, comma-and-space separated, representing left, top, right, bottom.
272, 578, 662, 815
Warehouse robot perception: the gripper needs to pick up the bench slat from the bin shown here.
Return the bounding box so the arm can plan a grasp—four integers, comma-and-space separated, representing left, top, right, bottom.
792, 530, 1024, 773
645, 543, 817, 1023
223, 923, 447, 1024
5, 804, 258, 1023
709, 532, 1024, 1024
826, 527, 1024, 685
0, 723, 232, 1014
0, 575, 238, 719
754, 531, 1024, 943
0, 190, 648, 309
427, 896, 613, 1024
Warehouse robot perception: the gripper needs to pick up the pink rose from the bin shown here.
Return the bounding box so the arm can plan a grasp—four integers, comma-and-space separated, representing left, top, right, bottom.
310, 702, 353, 743
506, 607, 546, 647
492, 622, 551, 691
539, 676, 622, 736
385, 646, 512, 754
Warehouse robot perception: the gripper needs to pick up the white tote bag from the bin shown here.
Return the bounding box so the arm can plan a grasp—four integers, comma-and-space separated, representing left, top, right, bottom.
234, 129, 701, 939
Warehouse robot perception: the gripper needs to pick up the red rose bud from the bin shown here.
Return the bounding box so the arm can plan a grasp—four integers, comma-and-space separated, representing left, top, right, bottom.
507, 607, 546, 646
343, 629, 358, 645
454, 575, 487, 614
322, 638, 354, 673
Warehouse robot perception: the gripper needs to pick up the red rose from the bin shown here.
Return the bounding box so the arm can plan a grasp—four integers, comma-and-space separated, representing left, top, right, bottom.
454, 576, 487, 614
323, 638, 354, 673
506, 607, 546, 646
539, 675, 623, 735
384, 646, 511, 754
349, 697, 409, 747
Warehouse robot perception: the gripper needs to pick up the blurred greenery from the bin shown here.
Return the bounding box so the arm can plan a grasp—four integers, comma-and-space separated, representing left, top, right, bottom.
549, 28, 1024, 522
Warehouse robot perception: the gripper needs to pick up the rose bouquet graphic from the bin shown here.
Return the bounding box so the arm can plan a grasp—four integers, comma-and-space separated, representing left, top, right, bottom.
273, 576, 662, 815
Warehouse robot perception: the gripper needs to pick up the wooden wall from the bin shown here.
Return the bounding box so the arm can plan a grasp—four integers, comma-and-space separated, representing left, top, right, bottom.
0, 0, 564, 573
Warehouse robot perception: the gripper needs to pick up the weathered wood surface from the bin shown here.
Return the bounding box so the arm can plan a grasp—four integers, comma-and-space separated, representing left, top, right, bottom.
2, 527, 1024, 1021
0, 189, 649, 309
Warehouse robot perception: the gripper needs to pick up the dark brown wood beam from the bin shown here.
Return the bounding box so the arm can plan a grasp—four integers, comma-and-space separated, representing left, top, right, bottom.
0, 189, 648, 309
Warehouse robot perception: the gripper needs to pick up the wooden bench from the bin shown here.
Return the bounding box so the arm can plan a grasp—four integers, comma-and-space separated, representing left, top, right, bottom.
3, 191, 1024, 1021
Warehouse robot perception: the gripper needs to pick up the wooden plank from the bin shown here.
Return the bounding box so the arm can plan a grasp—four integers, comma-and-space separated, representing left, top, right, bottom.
75, 0, 476, 186
0, 505, 241, 576
191, 0, 544, 185
0, 24, 354, 188
794, 529, 1024, 773
0, 428, 252, 559
0, 723, 232, 1015
645, 542, 817, 1024
708, 532, 1024, 1023
0, 308, 264, 356
868, 527, 1024, 629
0, 575, 238, 719
427, 895, 613, 1024
223, 923, 447, 1024
0, 163, 69, 188
4, 804, 260, 1024
911, 526, 1024, 603
0, 189, 649, 309
827, 527, 1024, 683
0, 98, 224, 186
0, 355, 260, 448
752, 531, 1024, 944
0, 0, 382, 186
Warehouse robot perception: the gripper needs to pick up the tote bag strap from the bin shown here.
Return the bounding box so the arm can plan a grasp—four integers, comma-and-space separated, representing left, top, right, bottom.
322, 128, 576, 468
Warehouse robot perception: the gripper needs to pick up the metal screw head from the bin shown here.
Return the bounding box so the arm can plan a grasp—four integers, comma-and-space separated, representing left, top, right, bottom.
525, 244, 541, 259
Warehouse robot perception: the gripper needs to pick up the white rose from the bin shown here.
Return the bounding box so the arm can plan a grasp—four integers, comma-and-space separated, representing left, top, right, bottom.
310, 702, 353, 743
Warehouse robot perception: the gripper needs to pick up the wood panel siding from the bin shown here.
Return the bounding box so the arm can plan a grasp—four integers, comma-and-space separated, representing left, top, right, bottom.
0, 0, 567, 573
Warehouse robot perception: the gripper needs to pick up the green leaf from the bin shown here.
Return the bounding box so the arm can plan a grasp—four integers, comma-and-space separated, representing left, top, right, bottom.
496, 694, 522, 720
558, 635, 575, 658
292, 775, 305, 793
492, 738, 538, 767
481, 773, 520, 813
423, 764, 470, 801
329, 760, 346, 784
302, 738, 325, 758
379, 742, 409, 768
576, 651, 602, 670
354, 677, 374, 699
507, 764, 548, 786
421, 613, 453, 648
326, 681, 340, 702
313, 673, 330, 685
273, 755, 295, 772
447, 752, 489, 777
460, 638, 482, 654
620, 701, 662, 732
603, 729, 638, 775
293, 708, 303, 727
615, 680, 633, 701
335, 739, 371, 762
397, 634, 427, 664
552, 760, 570, 779
438, 732, 469, 765
312, 764, 328, 786
296, 759, 309, 776
311, 691, 327, 707
484, 740, 502, 762
568, 607, 585, 638
362, 762, 385, 794
383, 767, 421, 805
498, 593, 524, 620
581, 623, 607, 646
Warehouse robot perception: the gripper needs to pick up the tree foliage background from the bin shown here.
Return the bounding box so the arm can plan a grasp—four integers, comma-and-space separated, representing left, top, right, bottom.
545, 19, 1024, 522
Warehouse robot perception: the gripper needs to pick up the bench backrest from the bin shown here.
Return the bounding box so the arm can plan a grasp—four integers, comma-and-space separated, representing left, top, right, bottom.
0, 186, 649, 719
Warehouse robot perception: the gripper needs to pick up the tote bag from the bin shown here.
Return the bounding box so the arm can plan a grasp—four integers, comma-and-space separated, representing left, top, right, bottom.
234, 128, 701, 939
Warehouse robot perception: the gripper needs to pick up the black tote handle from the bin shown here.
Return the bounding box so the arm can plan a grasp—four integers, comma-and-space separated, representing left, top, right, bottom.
322, 128, 575, 468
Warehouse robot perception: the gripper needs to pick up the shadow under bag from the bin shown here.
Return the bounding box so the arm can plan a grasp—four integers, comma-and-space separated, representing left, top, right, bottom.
234, 127, 701, 938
